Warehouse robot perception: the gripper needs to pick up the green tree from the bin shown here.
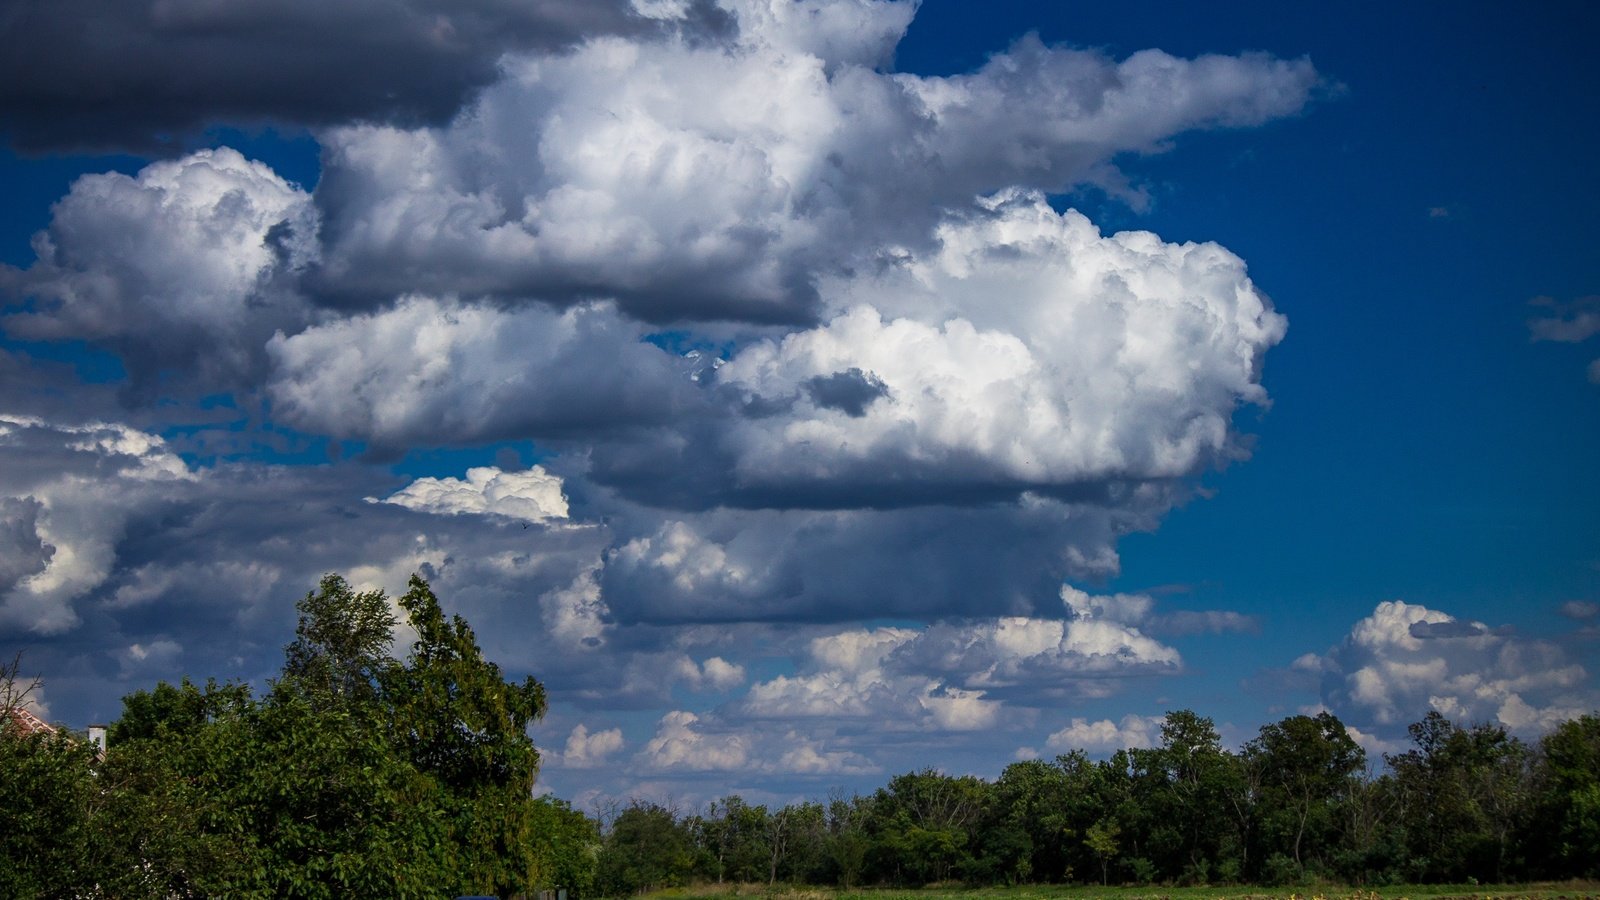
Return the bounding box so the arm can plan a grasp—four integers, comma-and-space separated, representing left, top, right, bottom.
1387, 711, 1533, 883
283, 573, 396, 701
1246, 712, 1365, 873
1083, 818, 1121, 885
0, 672, 99, 900
384, 575, 549, 896
529, 795, 602, 897
597, 802, 695, 894
1529, 712, 1600, 877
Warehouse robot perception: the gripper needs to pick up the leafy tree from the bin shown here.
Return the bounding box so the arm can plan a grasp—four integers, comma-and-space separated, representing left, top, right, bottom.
283, 573, 396, 702
1083, 818, 1121, 885
0, 722, 98, 898
597, 802, 695, 894
529, 795, 602, 896
1388, 711, 1533, 883
823, 794, 872, 887
384, 575, 549, 896
1529, 712, 1600, 877
1246, 712, 1365, 873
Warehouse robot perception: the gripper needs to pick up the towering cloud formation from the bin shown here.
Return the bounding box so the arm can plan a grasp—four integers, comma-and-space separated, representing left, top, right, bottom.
310, 3, 1316, 320
2, 148, 316, 392
0, 0, 1349, 798
1311, 601, 1597, 735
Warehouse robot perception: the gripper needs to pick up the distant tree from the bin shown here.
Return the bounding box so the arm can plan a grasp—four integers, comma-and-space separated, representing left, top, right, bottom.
1246, 712, 1365, 873
1528, 712, 1600, 877
1387, 711, 1533, 883
1083, 818, 1121, 885
823, 794, 872, 887
597, 802, 695, 894
529, 795, 602, 897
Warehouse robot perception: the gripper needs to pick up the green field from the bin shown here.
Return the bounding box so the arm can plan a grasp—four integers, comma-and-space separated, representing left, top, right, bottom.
639, 882, 1600, 900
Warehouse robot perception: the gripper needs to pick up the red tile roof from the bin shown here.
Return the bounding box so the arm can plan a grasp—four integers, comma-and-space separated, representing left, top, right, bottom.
3, 706, 57, 736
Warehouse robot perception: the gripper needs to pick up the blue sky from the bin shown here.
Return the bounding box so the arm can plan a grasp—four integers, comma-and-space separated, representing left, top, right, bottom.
2, 0, 1596, 806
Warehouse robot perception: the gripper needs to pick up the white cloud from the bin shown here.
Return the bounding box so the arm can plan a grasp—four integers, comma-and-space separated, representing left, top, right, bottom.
313, 13, 1316, 319
1318, 600, 1597, 736
707, 191, 1286, 496
377, 465, 569, 522
697, 656, 747, 691
740, 589, 1183, 731
4, 149, 315, 386
775, 731, 878, 775
559, 723, 625, 768
1046, 713, 1164, 753
115, 639, 183, 679
268, 296, 694, 448
540, 568, 612, 648
638, 710, 751, 771
0, 416, 193, 634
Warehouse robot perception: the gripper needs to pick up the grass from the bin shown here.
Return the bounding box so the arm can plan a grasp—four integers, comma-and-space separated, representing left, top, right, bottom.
638, 881, 1600, 900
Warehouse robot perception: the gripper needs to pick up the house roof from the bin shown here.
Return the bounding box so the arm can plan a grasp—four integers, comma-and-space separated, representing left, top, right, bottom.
3, 706, 57, 737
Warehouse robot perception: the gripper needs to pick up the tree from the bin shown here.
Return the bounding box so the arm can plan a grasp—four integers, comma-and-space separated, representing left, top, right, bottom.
529, 796, 601, 897
383, 575, 549, 896
1084, 818, 1120, 885
1387, 711, 1533, 883
597, 802, 694, 895
1246, 712, 1364, 872
283, 574, 396, 702
78, 573, 549, 899
1531, 713, 1600, 877
0, 657, 99, 899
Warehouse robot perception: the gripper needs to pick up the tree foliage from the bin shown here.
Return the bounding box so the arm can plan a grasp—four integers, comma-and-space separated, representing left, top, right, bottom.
0, 574, 558, 899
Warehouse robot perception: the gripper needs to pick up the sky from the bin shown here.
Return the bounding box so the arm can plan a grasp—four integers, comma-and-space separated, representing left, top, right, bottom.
1, 0, 1597, 809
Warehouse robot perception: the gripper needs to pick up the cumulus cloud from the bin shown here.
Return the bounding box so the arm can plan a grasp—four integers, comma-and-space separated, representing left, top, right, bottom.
1045, 713, 1164, 753
540, 568, 612, 648
312, 12, 1316, 319
376, 465, 569, 522
266, 296, 698, 450
776, 732, 879, 775
737, 587, 1184, 732
2, 149, 316, 393
1317, 600, 1597, 735
0, 0, 1328, 801
0, 0, 726, 151
558, 723, 626, 768
0, 497, 55, 596
638, 710, 751, 771
0, 415, 193, 634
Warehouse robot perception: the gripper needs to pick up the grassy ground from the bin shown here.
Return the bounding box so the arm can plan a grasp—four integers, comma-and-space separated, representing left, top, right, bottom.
640, 881, 1600, 900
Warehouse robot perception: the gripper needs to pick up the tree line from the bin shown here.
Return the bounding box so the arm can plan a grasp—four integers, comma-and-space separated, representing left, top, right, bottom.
3, 573, 1597, 897
592, 708, 1599, 895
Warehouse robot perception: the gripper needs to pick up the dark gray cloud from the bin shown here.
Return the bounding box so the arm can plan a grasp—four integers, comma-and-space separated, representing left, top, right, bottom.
0, 0, 734, 151
803, 368, 887, 417
593, 490, 1161, 626
0, 496, 54, 594
1408, 619, 1488, 640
